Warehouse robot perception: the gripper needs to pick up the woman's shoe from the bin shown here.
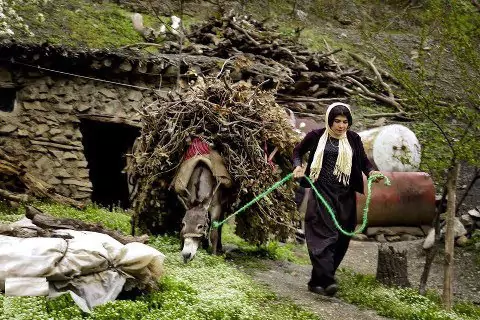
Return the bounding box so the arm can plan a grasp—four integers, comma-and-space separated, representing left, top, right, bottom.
307, 285, 325, 295
325, 283, 338, 296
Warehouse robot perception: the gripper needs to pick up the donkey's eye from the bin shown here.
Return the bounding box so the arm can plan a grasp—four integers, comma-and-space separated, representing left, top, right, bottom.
196, 224, 204, 230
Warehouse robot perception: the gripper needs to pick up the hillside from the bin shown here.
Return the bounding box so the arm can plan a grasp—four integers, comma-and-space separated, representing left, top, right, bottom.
1, 0, 479, 206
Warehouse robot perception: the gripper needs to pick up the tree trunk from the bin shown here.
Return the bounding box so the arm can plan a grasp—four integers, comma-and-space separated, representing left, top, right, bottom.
443, 162, 460, 310
376, 244, 411, 287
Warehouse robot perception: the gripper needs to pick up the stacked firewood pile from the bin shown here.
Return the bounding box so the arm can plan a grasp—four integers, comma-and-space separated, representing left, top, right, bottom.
129, 77, 300, 244
126, 13, 408, 243
155, 13, 405, 118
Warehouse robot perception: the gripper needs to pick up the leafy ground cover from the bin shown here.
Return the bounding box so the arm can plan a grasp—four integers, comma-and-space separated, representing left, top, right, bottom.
0, 202, 319, 320
2, 202, 479, 319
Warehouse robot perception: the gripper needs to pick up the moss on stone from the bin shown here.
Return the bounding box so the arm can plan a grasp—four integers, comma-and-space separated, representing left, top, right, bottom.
10, 0, 158, 48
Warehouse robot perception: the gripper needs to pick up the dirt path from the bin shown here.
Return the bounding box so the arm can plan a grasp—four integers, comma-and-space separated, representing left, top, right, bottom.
242, 239, 480, 320
251, 259, 390, 320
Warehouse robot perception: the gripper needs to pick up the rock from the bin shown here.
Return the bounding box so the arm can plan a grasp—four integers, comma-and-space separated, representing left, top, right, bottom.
50, 135, 72, 144
49, 128, 62, 135
23, 101, 46, 111
367, 227, 394, 236
19, 87, 38, 101
366, 226, 424, 237
400, 234, 417, 241
34, 156, 52, 170
47, 177, 61, 185
455, 235, 469, 247
453, 217, 467, 237
0, 124, 17, 133
63, 179, 92, 188
55, 168, 71, 178
386, 235, 401, 242
72, 192, 91, 199
63, 152, 78, 160
77, 169, 90, 178
35, 124, 50, 136
99, 88, 117, 99
352, 233, 368, 241
53, 103, 74, 113
423, 228, 436, 249
17, 129, 29, 137
77, 161, 88, 168
31, 145, 48, 152
105, 100, 121, 114
338, 17, 353, 26
460, 214, 474, 227
77, 187, 93, 192
64, 94, 78, 103
294, 9, 308, 21
468, 209, 480, 218
127, 90, 143, 101
376, 234, 387, 243
76, 104, 92, 112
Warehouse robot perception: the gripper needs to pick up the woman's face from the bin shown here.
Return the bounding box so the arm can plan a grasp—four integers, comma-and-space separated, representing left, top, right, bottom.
331, 115, 349, 135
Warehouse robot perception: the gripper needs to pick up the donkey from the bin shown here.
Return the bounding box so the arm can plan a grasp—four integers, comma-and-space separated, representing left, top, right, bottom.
177, 162, 225, 263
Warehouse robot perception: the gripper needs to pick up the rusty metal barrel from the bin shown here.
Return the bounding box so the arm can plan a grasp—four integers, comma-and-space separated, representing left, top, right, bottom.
359, 125, 421, 172
356, 172, 435, 226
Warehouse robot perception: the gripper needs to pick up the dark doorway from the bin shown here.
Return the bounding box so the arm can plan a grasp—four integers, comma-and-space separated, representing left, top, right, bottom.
79, 119, 139, 210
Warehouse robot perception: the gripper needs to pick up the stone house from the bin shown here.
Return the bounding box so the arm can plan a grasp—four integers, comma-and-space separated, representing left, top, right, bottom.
0, 42, 222, 209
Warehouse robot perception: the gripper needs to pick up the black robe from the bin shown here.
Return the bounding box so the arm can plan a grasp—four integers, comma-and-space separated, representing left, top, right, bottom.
292, 128, 374, 288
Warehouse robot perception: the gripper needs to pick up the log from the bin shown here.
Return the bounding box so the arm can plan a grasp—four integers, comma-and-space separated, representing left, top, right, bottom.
25, 206, 149, 245
376, 244, 411, 288
0, 224, 50, 238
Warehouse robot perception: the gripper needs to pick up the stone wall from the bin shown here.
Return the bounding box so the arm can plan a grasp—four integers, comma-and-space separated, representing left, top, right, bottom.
0, 66, 159, 202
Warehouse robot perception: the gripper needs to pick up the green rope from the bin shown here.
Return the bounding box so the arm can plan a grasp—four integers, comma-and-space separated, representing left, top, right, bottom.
212, 172, 391, 237
212, 173, 294, 228
305, 174, 390, 236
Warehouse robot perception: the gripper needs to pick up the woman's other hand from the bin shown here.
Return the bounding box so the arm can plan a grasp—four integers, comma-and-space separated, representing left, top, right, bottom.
293, 166, 305, 179
369, 170, 384, 182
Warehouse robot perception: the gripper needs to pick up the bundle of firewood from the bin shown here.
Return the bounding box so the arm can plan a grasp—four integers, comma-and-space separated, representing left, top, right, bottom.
129, 77, 301, 244
154, 13, 404, 118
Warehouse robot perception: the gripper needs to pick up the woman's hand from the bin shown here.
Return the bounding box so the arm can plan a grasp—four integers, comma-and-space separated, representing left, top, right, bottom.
369, 170, 384, 182
293, 166, 305, 179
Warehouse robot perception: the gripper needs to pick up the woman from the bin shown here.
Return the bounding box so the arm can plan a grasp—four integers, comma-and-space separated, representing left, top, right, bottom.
292, 102, 382, 296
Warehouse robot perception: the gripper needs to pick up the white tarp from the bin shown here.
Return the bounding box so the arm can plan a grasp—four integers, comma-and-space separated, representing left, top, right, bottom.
0, 218, 165, 312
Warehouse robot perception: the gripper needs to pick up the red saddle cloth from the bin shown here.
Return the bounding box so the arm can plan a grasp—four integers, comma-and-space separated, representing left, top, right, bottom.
183, 138, 210, 161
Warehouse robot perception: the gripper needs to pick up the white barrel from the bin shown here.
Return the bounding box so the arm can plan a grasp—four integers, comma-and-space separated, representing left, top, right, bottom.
358, 124, 421, 172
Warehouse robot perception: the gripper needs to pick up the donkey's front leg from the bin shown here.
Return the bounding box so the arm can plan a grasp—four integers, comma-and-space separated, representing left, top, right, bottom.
209, 203, 222, 255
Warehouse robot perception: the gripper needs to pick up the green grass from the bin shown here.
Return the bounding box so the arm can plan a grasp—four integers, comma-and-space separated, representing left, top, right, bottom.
0, 202, 319, 320
10, 0, 155, 48
336, 270, 480, 320
222, 223, 310, 265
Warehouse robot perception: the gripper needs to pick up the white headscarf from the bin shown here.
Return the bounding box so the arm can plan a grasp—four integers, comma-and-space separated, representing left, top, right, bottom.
309, 102, 353, 185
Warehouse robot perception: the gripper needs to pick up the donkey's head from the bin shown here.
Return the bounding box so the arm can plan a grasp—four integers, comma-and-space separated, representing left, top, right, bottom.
180, 205, 210, 263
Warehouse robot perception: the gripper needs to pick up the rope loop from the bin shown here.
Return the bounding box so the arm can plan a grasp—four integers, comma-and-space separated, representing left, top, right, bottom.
212, 173, 391, 238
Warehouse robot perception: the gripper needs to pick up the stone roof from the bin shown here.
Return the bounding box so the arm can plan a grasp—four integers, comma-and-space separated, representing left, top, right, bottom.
0, 40, 224, 78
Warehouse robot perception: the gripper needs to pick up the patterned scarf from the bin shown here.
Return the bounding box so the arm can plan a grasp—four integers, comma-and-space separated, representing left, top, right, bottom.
309, 103, 353, 185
